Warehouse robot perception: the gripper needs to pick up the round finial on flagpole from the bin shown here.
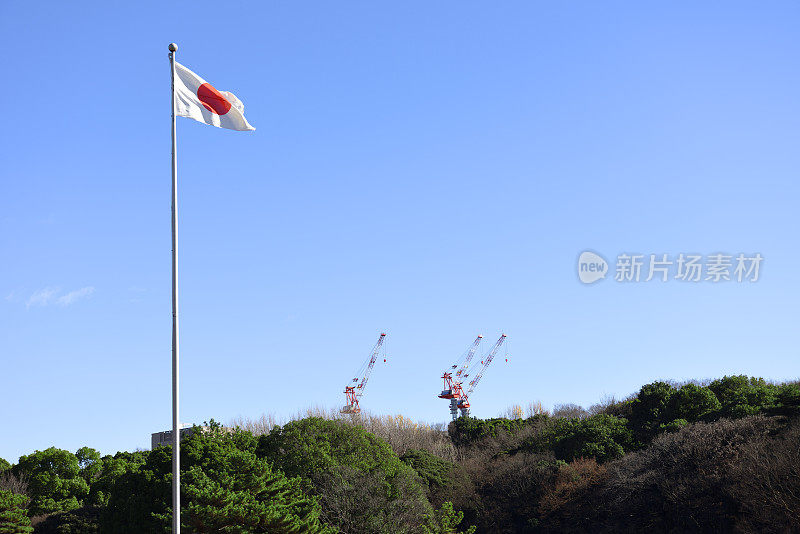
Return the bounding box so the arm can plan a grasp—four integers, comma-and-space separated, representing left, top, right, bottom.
169, 43, 178, 52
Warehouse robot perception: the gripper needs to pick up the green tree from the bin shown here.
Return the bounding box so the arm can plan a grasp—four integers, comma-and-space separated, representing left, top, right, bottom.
400, 450, 455, 493
421, 502, 476, 534
0, 459, 10, 475
258, 417, 432, 534
86, 451, 149, 508
669, 384, 721, 422
0, 489, 33, 534
257, 417, 403, 478
76, 447, 102, 486
774, 383, 800, 416
448, 416, 535, 448
629, 381, 677, 442
709, 375, 778, 418
104, 427, 331, 533
534, 414, 633, 463
12, 447, 88, 515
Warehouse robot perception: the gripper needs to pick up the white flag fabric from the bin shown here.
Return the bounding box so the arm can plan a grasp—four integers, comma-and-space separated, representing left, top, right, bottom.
174, 62, 255, 131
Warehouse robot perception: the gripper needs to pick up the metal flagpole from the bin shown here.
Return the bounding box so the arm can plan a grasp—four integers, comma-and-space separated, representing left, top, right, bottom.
168, 42, 180, 534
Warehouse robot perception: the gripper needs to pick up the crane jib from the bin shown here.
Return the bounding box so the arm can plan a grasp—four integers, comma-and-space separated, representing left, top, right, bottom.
341, 333, 387, 414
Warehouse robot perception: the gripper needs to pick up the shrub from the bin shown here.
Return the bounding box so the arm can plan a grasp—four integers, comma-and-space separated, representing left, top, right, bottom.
30, 506, 100, 534
537, 457, 608, 519
606, 416, 775, 528
461, 451, 555, 533
726, 417, 800, 532
590, 416, 772, 532
534, 415, 784, 533
313, 465, 429, 534
401, 449, 477, 523
659, 418, 688, 433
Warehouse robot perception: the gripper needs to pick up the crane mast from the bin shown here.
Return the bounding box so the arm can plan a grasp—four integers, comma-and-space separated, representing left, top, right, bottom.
342, 333, 386, 414
457, 333, 507, 418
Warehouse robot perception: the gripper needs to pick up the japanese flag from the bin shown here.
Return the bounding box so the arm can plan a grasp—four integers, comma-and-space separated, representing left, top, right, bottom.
174, 62, 255, 131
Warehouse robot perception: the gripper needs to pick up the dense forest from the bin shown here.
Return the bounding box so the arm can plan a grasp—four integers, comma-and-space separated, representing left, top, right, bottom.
1, 375, 799, 533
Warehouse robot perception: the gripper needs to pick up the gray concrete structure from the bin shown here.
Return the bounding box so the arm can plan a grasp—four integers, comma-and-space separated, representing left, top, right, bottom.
151, 426, 207, 450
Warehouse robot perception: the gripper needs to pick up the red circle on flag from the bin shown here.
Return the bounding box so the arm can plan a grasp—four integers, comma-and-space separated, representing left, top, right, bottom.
197, 83, 232, 115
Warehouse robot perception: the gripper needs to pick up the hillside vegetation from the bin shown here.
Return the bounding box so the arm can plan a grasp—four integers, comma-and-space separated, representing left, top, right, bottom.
1, 375, 798, 533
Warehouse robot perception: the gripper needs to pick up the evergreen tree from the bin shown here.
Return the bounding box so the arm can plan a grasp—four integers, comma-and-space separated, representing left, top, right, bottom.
421, 502, 475, 534
104, 427, 332, 533
0, 490, 33, 534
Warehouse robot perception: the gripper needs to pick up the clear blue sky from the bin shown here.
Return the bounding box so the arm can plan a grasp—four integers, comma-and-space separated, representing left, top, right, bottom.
1, 1, 798, 463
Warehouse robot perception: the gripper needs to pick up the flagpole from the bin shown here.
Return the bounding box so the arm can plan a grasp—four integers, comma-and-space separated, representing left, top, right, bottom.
168, 42, 180, 534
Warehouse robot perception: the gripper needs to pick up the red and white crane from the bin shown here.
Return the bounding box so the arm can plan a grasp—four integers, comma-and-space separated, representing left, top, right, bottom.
341, 333, 387, 414
439, 334, 508, 420
439, 335, 483, 420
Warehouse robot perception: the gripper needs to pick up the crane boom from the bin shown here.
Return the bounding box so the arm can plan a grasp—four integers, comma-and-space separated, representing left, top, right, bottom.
356, 333, 386, 393
342, 333, 386, 414
456, 334, 507, 417
455, 335, 483, 380
464, 334, 506, 398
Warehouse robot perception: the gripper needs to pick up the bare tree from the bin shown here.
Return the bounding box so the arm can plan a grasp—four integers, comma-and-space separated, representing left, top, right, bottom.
526, 400, 548, 417
0, 471, 29, 496
552, 403, 588, 419
228, 413, 278, 436
230, 409, 457, 461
